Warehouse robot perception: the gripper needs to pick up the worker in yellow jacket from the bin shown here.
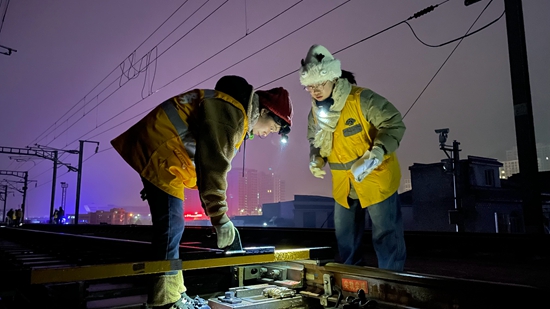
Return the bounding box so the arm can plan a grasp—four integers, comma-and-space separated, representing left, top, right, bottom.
300, 45, 406, 271
111, 75, 293, 309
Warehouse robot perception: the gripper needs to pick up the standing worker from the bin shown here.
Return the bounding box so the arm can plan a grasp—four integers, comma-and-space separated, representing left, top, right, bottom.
300, 44, 406, 271
111, 75, 293, 309
14, 208, 22, 226
6, 208, 14, 226
57, 206, 65, 224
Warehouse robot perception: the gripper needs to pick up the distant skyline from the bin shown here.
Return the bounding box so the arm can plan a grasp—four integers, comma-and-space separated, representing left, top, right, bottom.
1, 1, 549, 218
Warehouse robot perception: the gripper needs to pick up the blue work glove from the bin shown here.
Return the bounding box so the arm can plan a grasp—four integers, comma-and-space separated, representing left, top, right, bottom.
309, 156, 326, 179
213, 221, 236, 248
350, 146, 385, 182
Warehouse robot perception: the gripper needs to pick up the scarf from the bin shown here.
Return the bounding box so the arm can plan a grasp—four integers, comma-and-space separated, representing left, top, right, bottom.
312, 78, 352, 157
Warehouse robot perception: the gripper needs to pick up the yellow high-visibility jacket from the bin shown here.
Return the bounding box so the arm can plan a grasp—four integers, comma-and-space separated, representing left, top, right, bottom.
308, 84, 405, 208
111, 89, 248, 222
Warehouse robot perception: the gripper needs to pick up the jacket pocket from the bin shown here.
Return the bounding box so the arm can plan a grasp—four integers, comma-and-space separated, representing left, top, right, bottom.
168, 148, 198, 189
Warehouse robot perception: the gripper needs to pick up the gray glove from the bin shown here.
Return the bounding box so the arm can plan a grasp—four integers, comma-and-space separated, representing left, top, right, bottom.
309, 156, 326, 179
350, 146, 385, 182
213, 221, 236, 248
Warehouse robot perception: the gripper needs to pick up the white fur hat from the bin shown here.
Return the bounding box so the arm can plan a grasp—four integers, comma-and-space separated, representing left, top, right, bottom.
299, 44, 341, 86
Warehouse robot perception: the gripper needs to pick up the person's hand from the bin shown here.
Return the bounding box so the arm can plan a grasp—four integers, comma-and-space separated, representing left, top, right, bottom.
213, 221, 236, 248
350, 146, 384, 182
309, 156, 326, 179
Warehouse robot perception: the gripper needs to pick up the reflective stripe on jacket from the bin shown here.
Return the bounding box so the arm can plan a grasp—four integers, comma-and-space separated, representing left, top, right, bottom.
111, 89, 248, 207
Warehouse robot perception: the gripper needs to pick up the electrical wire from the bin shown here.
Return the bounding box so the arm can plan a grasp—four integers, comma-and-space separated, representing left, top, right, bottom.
30, 0, 301, 149
35, 0, 224, 148
256, 0, 451, 89
80, 2, 306, 142
24, 152, 72, 177
28, 0, 195, 147
404, 10, 505, 48
0, 0, 10, 36
182, 0, 351, 91
59, 0, 455, 148
155, 0, 304, 94
16, 0, 343, 179
63, 0, 315, 147
21, 0, 495, 184
402, 0, 495, 119
134, 0, 190, 52
31, 151, 98, 190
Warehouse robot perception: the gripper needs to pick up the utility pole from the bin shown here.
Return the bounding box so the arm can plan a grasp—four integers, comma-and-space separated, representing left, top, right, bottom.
503, 0, 543, 234
0, 171, 29, 219
50, 150, 58, 224
0, 147, 58, 222
23, 172, 28, 219
60, 182, 68, 212
75, 140, 100, 224
435, 129, 463, 232
31, 141, 98, 225
465, 0, 543, 233
0, 185, 7, 222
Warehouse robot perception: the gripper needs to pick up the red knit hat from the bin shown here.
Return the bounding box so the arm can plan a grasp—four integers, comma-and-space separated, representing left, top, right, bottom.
256, 87, 293, 126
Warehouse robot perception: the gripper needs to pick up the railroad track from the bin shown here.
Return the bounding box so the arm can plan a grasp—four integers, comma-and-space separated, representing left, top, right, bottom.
0, 225, 548, 309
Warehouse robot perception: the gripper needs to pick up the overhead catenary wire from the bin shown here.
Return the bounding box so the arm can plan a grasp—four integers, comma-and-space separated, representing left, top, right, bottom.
22, 152, 72, 180
82, 1, 306, 142
19, 0, 310, 182
22, 0, 462, 154
256, 0, 451, 89
61, 0, 322, 148
404, 9, 505, 48
177, 0, 352, 92
58, 0, 457, 151
28, 0, 197, 147
155, 0, 304, 94
36, 0, 226, 149
402, 0, 496, 118
4, 1, 227, 173
30, 150, 98, 190
0, 0, 10, 36
23, 0, 498, 185
47, 0, 303, 149
34, 0, 217, 147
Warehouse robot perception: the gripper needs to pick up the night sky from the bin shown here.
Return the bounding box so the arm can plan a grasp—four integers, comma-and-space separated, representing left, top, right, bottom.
1, 0, 548, 218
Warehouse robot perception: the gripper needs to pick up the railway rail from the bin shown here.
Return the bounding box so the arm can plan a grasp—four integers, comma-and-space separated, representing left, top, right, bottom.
0, 225, 547, 308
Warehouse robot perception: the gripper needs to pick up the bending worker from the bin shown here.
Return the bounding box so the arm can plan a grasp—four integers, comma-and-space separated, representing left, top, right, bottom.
111, 75, 293, 309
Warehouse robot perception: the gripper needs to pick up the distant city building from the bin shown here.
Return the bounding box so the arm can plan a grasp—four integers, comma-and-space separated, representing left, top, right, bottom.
82, 207, 152, 225
259, 169, 286, 207
171, 168, 286, 218
226, 168, 285, 217
502, 143, 550, 178
238, 168, 259, 215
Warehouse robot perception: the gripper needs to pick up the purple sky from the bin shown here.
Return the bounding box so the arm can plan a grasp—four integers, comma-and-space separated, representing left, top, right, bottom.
1, 0, 549, 217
